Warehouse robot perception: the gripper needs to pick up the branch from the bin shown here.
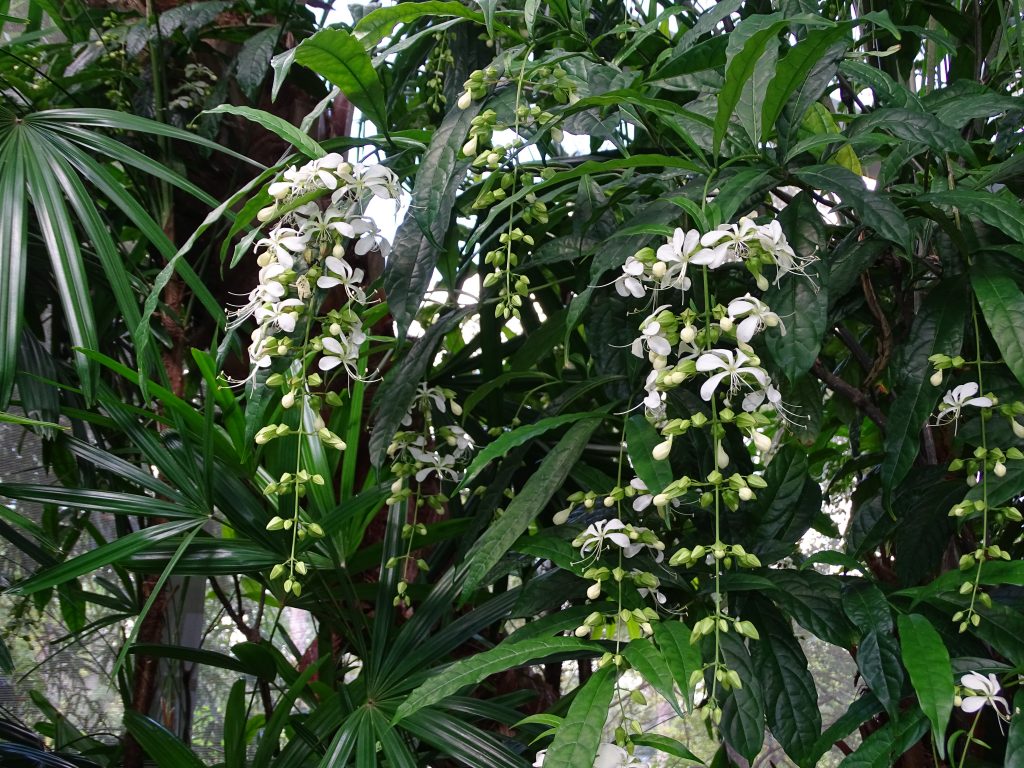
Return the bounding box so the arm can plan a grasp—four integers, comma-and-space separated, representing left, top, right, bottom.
811, 359, 887, 429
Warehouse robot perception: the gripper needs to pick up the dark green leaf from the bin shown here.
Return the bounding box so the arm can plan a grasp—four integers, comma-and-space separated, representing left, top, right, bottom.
459, 418, 601, 598
630, 734, 704, 764
393, 637, 601, 723
837, 708, 927, 768
122, 711, 206, 768
972, 255, 1024, 390
851, 108, 976, 164
1008, 690, 1024, 768
881, 281, 967, 496
793, 164, 909, 246
234, 26, 279, 100
719, 633, 764, 763
625, 414, 673, 493
855, 630, 903, 719
355, 1, 483, 47
653, 621, 704, 711
223, 680, 247, 768
294, 28, 388, 129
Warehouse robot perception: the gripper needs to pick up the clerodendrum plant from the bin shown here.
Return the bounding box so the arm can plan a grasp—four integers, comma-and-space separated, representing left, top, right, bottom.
7, 0, 1024, 766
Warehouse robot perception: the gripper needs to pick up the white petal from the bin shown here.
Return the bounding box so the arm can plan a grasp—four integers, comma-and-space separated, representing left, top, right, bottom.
700, 372, 728, 401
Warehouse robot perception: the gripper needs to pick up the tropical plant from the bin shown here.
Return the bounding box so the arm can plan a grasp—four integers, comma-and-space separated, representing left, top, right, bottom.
3, 0, 1024, 767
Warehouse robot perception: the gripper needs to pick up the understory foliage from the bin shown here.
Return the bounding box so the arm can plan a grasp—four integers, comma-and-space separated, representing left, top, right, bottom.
3, 0, 1024, 767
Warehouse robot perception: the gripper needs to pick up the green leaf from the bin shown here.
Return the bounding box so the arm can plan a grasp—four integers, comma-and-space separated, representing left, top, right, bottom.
13, 520, 199, 595
735, 43, 778, 147
851, 108, 976, 164
622, 638, 684, 716
1008, 690, 1024, 768
294, 28, 388, 130
223, 680, 247, 768
459, 411, 604, 491
897, 614, 953, 758
751, 603, 821, 765
625, 414, 673, 493
459, 417, 601, 599
630, 734, 704, 764
805, 693, 883, 766
251, 657, 327, 768
719, 633, 765, 763
127, 644, 250, 675
122, 711, 206, 768
972, 255, 1024, 390
355, 1, 484, 47
881, 281, 967, 496
234, 25, 278, 100
385, 99, 482, 337
855, 630, 903, 719
714, 13, 832, 154
653, 621, 703, 709
763, 24, 853, 137
838, 708, 927, 768
793, 164, 909, 246
401, 709, 530, 768
393, 636, 601, 723
204, 105, 324, 159
542, 664, 615, 768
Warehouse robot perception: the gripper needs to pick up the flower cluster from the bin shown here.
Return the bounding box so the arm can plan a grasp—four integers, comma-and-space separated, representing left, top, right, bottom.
385, 384, 474, 607
229, 154, 401, 595
534, 742, 646, 768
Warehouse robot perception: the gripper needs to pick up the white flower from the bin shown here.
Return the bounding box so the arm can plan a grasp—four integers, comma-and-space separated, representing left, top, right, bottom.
615, 256, 647, 299
317, 256, 366, 303
408, 443, 459, 482
533, 749, 547, 768
256, 227, 308, 268
725, 294, 784, 343
654, 227, 700, 292
594, 742, 646, 768
756, 220, 811, 282
630, 477, 654, 511
573, 519, 631, 559
318, 326, 367, 376
630, 305, 675, 364
936, 382, 993, 423
696, 348, 770, 402
959, 672, 1010, 717
254, 298, 305, 333
691, 218, 757, 270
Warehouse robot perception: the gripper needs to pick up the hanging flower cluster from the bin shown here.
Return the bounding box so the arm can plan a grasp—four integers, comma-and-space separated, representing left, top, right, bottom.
385, 384, 474, 607
231, 153, 401, 596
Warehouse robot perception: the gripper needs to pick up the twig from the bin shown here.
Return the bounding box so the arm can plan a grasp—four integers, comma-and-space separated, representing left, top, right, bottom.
811, 359, 887, 429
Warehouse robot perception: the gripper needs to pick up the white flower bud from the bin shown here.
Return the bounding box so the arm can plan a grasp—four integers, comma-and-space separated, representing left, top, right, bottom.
752, 431, 772, 453
552, 507, 572, 525
651, 261, 667, 279
719, 317, 734, 333
716, 442, 729, 469
281, 391, 295, 409
738, 487, 754, 501
462, 136, 478, 156
930, 370, 943, 387
680, 325, 697, 343
574, 624, 591, 638
994, 461, 1007, 477
257, 205, 277, 222
652, 438, 673, 461
391, 479, 404, 494
1012, 419, 1024, 439
450, 401, 463, 416
587, 582, 602, 600
268, 181, 291, 199
457, 91, 472, 109
755, 274, 769, 291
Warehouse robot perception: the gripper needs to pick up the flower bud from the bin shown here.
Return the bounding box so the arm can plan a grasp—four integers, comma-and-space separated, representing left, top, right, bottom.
738, 487, 754, 502
652, 437, 673, 461
257, 205, 277, 222
552, 507, 571, 525
281, 390, 295, 409
994, 461, 1007, 477
268, 181, 291, 199
587, 582, 602, 600
1012, 419, 1024, 439
930, 370, 943, 387
457, 91, 472, 109
462, 136, 478, 156
719, 317, 734, 333
752, 430, 772, 453
716, 442, 730, 469
680, 325, 697, 343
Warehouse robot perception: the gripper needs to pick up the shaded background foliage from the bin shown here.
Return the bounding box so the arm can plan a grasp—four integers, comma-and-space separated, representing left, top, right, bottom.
1, 0, 1024, 766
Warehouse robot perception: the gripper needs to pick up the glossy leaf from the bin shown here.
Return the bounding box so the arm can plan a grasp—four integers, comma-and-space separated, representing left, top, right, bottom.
294, 28, 388, 130
855, 630, 903, 719
355, 1, 483, 47
393, 636, 601, 723
972, 256, 1024, 390
459, 417, 600, 599
897, 613, 953, 758
204, 105, 325, 159
793, 164, 909, 246
541, 664, 615, 768
622, 638, 683, 716
122, 711, 206, 768
719, 633, 765, 763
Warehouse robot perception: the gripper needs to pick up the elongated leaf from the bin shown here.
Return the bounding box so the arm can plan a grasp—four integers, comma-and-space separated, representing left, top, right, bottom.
13, 520, 199, 594
622, 638, 683, 716
838, 708, 927, 768
385, 97, 483, 336
128, 644, 249, 674
458, 411, 602, 491
402, 708, 530, 768
122, 711, 206, 768
204, 105, 324, 159
625, 414, 673, 493
223, 679, 247, 768
653, 620, 703, 709
355, 1, 483, 47
719, 633, 764, 763
234, 25, 278, 100
631, 734, 703, 764
881, 281, 967, 496
751, 603, 820, 765
806, 693, 883, 766
393, 636, 601, 722
856, 630, 903, 719
897, 613, 952, 758
852, 108, 976, 164
0, 484, 198, 519
763, 24, 852, 137
542, 664, 615, 768
294, 28, 387, 129
793, 164, 909, 246
972, 256, 1024, 390
1008, 690, 1024, 768
459, 417, 601, 599
714, 13, 832, 154
0, 129, 27, 408
251, 657, 327, 768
